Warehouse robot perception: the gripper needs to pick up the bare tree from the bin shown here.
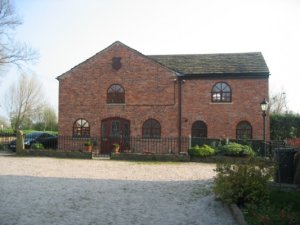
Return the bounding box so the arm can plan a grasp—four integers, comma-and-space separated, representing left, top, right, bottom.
5, 74, 44, 130
0, 0, 37, 68
33, 104, 58, 131
269, 89, 288, 114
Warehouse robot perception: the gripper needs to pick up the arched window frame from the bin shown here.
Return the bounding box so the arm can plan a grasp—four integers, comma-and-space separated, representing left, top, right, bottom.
142, 119, 161, 139
73, 118, 90, 137
211, 82, 232, 102
107, 84, 125, 104
191, 121, 208, 138
236, 121, 252, 139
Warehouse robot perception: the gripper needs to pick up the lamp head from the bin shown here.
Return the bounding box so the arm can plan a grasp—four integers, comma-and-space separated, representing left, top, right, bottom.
260, 98, 269, 112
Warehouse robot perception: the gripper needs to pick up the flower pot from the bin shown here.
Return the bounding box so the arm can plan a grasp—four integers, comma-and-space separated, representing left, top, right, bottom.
113, 146, 120, 154
85, 145, 92, 152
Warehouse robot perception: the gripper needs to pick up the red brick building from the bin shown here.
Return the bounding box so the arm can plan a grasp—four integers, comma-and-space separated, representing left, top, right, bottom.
57, 41, 269, 153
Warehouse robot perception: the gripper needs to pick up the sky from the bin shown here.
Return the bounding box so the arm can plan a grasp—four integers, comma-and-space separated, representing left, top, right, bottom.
0, 0, 300, 120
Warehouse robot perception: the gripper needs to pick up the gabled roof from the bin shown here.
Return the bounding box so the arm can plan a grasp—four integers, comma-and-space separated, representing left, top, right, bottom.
57, 41, 269, 80
57, 41, 174, 80
148, 52, 269, 75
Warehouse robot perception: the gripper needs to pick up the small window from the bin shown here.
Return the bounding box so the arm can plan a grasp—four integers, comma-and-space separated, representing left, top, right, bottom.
142, 119, 161, 139
73, 119, 90, 137
236, 121, 252, 139
211, 82, 231, 102
191, 121, 207, 138
107, 84, 125, 104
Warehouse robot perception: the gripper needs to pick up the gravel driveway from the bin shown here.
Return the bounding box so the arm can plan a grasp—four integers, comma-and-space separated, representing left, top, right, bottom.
0, 156, 236, 225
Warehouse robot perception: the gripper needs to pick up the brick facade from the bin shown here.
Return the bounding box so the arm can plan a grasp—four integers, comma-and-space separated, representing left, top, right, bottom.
57, 41, 269, 153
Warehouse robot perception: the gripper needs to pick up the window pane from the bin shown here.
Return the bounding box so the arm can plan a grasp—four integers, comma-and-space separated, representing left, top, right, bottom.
73, 119, 90, 137
107, 84, 125, 104
212, 82, 231, 102
192, 121, 207, 138
142, 119, 161, 139
236, 121, 252, 139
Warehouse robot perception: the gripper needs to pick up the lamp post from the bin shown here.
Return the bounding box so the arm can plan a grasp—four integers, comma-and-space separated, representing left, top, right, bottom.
260, 98, 269, 157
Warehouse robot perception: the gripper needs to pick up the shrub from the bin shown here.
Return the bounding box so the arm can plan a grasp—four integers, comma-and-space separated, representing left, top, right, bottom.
31, 143, 44, 150
241, 145, 256, 157
188, 144, 215, 157
84, 140, 93, 146
245, 193, 300, 225
221, 142, 255, 157
213, 161, 273, 206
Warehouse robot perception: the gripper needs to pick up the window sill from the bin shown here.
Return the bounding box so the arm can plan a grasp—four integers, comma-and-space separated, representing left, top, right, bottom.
210, 102, 233, 105
106, 103, 126, 106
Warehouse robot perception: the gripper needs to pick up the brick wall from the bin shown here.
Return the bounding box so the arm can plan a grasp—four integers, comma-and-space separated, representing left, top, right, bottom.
181, 78, 269, 140
58, 42, 179, 138
58, 42, 269, 153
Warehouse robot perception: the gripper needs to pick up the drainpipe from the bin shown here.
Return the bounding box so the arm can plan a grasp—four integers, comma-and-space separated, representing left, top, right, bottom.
177, 74, 184, 153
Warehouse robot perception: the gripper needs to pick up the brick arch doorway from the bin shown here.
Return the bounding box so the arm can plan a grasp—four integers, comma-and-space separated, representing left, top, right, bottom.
101, 117, 130, 154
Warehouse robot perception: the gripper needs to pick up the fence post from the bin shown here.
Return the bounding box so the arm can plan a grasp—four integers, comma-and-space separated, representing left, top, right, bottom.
16, 130, 24, 152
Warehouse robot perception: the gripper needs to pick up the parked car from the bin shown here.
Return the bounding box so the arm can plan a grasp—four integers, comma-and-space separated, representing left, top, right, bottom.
9, 132, 58, 151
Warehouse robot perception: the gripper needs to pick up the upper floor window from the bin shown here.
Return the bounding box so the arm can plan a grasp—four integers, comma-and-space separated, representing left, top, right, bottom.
73, 118, 90, 137
191, 120, 207, 138
142, 119, 161, 139
107, 84, 125, 104
211, 82, 232, 102
236, 121, 252, 139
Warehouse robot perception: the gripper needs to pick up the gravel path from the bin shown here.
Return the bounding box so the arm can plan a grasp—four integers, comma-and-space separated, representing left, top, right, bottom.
0, 156, 236, 225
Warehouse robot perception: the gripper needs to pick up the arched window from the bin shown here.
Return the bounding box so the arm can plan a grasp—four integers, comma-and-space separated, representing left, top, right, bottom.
211, 82, 232, 102
73, 119, 90, 137
107, 84, 125, 104
142, 119, 161, 139
191, 121, 207, 138
236, 121, 252, 139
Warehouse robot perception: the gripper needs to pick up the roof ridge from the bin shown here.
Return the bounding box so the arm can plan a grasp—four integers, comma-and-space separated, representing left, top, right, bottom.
148, 52, 263, 57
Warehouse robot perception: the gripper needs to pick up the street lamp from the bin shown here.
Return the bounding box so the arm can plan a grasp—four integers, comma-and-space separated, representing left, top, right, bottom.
260, 98, 269, 157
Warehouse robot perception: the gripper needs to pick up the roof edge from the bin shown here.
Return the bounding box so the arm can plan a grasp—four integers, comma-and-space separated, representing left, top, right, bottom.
56, 41, 177, 81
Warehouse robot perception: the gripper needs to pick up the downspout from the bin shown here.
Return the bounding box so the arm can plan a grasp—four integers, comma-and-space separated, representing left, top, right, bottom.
177, 73, 184, 153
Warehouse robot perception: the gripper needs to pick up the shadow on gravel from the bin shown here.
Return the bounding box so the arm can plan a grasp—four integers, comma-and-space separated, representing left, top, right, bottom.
0, 175, 236, 225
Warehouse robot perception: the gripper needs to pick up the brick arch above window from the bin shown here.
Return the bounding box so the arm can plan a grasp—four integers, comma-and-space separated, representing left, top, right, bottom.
107, 84, 125, 104
142, 119, 161, 139
211, 82, 232, 102
191, 120, 207, 138
236, 121, 252, 139
73, 118, 90, 137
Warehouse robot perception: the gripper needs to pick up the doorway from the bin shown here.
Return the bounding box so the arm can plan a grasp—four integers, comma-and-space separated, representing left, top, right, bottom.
101, 118, 130, 154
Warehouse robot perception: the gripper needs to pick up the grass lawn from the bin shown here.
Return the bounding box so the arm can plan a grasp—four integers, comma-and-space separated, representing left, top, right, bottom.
243, 189, 300, 225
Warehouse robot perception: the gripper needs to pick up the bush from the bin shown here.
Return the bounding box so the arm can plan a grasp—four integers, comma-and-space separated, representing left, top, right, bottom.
213, 161, 273, 206
221, 142, 255, 157
245, 189, 300, 225
188, 144, 215, 157
31, 143, 44, 150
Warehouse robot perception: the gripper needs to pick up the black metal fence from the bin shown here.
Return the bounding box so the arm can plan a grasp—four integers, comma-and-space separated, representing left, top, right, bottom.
0, 132, 16, 150
57, 136, 190, 155
0, 131, 294, 159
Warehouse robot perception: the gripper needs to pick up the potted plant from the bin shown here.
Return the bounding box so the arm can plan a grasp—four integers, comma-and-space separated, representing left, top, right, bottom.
112, 143, 120, 154
84, 140, 93, 152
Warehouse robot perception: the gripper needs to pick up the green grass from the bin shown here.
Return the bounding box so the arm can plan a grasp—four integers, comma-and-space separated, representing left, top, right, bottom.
244, 189, 300, 225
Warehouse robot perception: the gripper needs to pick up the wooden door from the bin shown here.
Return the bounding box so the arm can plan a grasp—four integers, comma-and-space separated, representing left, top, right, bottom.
101, 118, 130, 154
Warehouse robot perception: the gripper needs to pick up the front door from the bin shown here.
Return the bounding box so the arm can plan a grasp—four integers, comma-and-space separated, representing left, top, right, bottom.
101, 118, 130, 154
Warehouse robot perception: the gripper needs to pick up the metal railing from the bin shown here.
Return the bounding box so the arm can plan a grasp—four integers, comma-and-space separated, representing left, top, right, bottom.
0, 132, 16, 150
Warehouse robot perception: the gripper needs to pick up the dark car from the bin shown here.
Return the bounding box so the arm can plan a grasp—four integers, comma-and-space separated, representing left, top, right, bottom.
9, 132, 58, 151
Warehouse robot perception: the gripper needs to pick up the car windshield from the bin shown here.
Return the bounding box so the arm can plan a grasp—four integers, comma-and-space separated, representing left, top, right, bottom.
25, 132, 44, 139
